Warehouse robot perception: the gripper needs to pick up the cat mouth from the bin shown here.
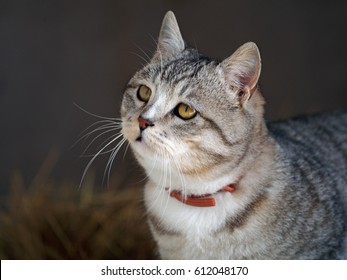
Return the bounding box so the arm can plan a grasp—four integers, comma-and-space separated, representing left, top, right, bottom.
134, 134, 156, 151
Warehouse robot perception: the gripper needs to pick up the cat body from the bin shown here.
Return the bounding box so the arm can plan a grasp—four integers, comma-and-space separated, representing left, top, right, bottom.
121, 11, 347, 259
144, 113, 347, 259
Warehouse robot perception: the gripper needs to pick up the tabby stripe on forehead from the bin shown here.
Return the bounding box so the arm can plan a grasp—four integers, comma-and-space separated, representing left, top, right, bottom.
172, 63, 209, 85
161, 58, 210, 83
179, 83, 190, 96
171, 74, 198, 86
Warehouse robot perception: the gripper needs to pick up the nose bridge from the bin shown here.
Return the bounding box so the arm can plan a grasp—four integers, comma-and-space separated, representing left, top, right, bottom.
140, 82, 177, 121
140, 94, 169, 121
140, 104, 158, 121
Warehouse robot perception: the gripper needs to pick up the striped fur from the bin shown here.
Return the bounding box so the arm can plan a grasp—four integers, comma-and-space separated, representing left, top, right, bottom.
121, 11, 347, 259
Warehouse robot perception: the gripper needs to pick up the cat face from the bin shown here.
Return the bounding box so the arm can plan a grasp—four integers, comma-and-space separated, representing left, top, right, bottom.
121, 11, 263, 181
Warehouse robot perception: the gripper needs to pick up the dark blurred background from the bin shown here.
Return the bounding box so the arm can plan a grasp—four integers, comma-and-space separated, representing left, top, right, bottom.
1, 0, 347, 192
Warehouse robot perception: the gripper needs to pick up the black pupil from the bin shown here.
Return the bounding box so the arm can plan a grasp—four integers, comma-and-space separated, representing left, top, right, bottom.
143, 88, 148, 97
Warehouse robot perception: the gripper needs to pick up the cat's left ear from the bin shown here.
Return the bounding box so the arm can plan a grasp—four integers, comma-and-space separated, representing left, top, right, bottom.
155, 11, 185, 59
221, 42, 261, 101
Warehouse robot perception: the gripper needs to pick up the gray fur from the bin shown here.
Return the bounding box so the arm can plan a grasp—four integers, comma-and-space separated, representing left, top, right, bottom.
265, 113, 347, 259
120, 11, 347, 259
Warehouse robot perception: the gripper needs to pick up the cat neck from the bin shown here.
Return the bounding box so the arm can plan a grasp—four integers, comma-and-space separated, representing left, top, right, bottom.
146, 122, 276, 199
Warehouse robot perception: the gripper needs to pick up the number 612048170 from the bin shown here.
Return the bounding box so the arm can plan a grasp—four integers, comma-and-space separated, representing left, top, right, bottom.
194, 266, 248, 276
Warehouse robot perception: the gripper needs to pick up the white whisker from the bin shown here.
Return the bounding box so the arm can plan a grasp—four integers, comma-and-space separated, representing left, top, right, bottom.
103, 137, 127, 187
122, 141, 131, 160
75, 102, 128, 188
161, 149, 172, 216
160, 147, 169, 211
73, 120, 120, 148
79, 135, 121, 188
74, 103, 120, 121
134, 43, 152, 62
148, 147, 166, 213
81, 129, 122, 156
96, 130, 123, 150
137, 149, 159, 184
80, 133, 124, 158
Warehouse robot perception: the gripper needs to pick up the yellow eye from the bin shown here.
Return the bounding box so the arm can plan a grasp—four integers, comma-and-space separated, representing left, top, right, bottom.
137, 85, 152, 102
175, 103, 197, 120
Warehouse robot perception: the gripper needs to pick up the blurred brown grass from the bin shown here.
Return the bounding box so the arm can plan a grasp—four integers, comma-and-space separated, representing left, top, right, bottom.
0, 154, 156, 260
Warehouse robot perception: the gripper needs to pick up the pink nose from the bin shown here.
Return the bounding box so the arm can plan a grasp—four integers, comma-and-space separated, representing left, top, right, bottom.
138, 116, 153, 130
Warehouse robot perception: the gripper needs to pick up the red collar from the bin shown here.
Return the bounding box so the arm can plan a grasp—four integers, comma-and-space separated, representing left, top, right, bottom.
169, 184, 235, 207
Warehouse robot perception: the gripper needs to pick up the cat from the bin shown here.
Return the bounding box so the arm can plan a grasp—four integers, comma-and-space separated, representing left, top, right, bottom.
120, 11, 347, 259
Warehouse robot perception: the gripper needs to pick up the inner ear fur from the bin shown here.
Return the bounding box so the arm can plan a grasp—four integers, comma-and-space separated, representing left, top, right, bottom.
155, 11, 185, 59
221, 42, 261, 101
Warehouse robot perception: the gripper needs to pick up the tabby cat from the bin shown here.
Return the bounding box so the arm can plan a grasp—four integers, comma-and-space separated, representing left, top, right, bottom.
120, 11, 347, 259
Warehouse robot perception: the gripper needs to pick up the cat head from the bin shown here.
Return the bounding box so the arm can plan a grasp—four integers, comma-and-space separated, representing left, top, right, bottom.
121, 11, 265, 186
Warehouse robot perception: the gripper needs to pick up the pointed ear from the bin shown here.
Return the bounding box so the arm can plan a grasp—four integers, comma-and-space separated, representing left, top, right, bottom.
155, 11, 185, 58
221, 42, 261, 101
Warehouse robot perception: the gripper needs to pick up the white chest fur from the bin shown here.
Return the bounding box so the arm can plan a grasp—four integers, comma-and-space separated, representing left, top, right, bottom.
144, 180, 270, 259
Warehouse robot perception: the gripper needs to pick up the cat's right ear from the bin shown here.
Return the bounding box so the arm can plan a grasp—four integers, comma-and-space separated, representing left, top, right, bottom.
221, 42, 261, 102
154, 11, 185, 59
